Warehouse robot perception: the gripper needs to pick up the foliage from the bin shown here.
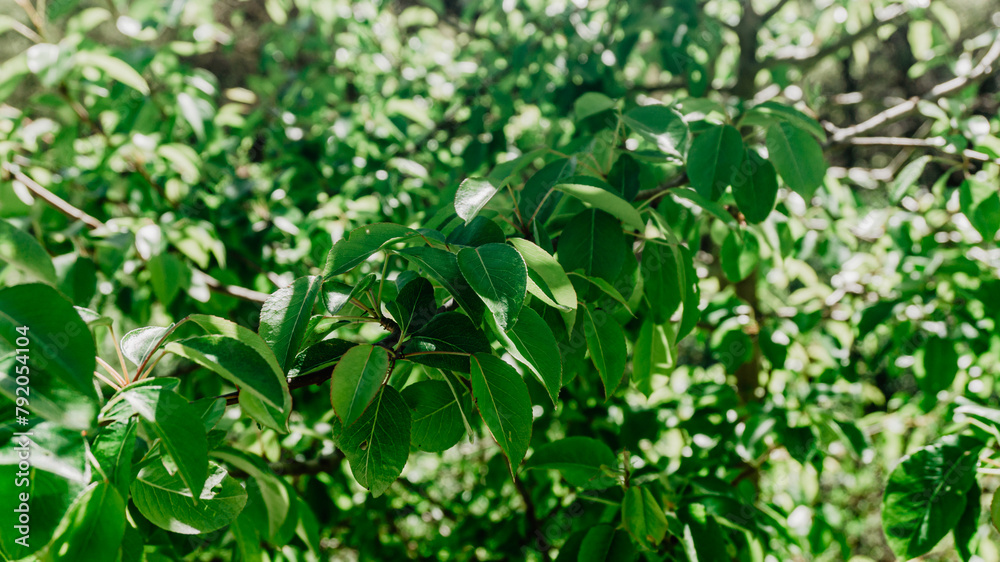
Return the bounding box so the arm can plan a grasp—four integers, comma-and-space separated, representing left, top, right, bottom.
2, 0, 1000, 560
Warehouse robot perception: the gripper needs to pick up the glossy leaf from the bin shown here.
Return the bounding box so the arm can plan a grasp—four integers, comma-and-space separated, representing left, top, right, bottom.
386, 276, 437, 335
623, 485, 668, 549
508, 237, 577, 312
0, 284, 98, 421
882, 434, 983, 559
46, 481, 125, 562
470, 353, 533, 476
686, 124, 744, 201
131, 461, 248, 534
402, 311, 491, 373
0, 218, 56, 284
583, 305, 627, 398
496, 307, 562, 405
525, 436, 617, 488
167, 334, 287, 408
557, 209, 626, 282
457, 243, 527, 331
112, 382, 209, 499
397, 246, 486, 321
455, 177, 499, 223
330, 344, 391, 427
731, 149, 779, 223
401, 379, 472, 452
765, 122, 827, 197
337, 385, 411, 497
554, 176, 645, 231
622, 104, 689, 159
324, 223, 419, 279
259, 275, 322, 372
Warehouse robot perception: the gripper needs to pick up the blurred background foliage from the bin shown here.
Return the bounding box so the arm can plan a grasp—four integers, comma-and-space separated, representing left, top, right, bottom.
2, 0, 1000, 560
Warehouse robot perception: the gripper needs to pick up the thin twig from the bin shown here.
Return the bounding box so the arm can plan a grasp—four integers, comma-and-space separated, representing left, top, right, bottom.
2, 162, 106, 229
828, 33, 1000, 144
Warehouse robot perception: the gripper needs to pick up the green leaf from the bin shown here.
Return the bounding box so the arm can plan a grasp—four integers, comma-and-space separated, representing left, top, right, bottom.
337, 385, 411, 497
669, 188, 737, 227
959, 179, 1000, 241
324, 223, 419, 279
677, 245, 702, 341
623, 485, 668, 549
518, 158, 577, 228
608, 153, 641, 201
681, 503, 728, 562
455, 177, 500, 223
570, 272, 634, 315
686, 124, 744, 201
131, 460, 248, 534
955, 482, 980, 562
919, 336, 959, 396
322, 273, 375, 315
622, 104, 689, 159
187, 314, 291, 431
583, 305, 627, 398
578, 525, 637, 562
386, 276, 436, 335
120, 325, 171, 369
470, 353, 533, 476
558, 209, 626, 282
574, 92, 616, 121
731, 150, 779, 223
446, 215, 506, 247
259, 275, 322, 372
765, 122, 827, 197
402, 311, 491, 373
508, 237, 577, 312
525, 436, 618, 489
633, 319, 676, 396
882, 434, 983, 559
641, 242, 684, 323
495, 307, 562, 405
0, 468, 79, 560
398, 246, 486, 321
46, 481, 125, 562
720, 230, 760, 282
288, 339, 356, 377
112, 382, 209, 499
211, 447, 294, 544
92, 419, 138, 500
0, 218, 56, 284
74, 51, 149, 94
554, 177, 645, 231
0, 283, 98, 417
401, 379, 472, 452
330, 344, 391, 427
457, 243, 528, 331
146, 252, 185, 306
891, 155, 931, 203
745, 101, 826, 141
166, 335, 286, 410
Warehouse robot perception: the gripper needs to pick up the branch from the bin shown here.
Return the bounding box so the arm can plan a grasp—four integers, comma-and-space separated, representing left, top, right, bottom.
633, 173, 688, 202
192, 270, 271, 303
841, 136, 1000, 164
760, 0, 793, 24
223, 368, 336, 405
2, 162, 106, 229
760, 4, 908, 70
828, 33, 1000, 144
4, 162, 275, 304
